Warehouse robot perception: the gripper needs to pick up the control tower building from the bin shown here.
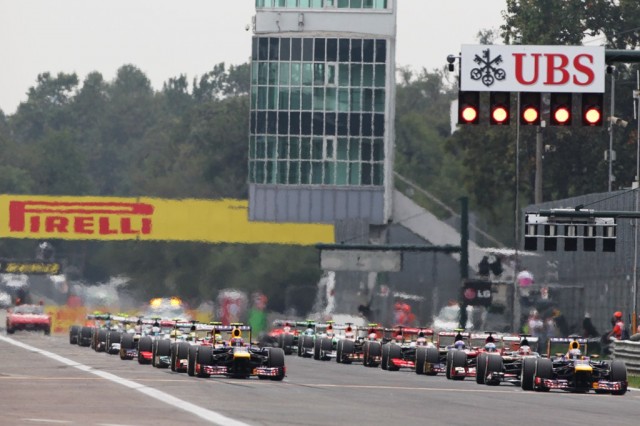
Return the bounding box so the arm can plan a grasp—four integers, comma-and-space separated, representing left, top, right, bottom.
248, 0, 397, 228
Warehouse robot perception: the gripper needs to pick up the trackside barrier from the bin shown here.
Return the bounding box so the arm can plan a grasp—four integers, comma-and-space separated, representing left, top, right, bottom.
613, 339, 640, 375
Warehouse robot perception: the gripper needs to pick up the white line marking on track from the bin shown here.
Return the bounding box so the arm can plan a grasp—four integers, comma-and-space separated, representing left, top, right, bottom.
22, 420, 73, 424
1, 335, 250, 426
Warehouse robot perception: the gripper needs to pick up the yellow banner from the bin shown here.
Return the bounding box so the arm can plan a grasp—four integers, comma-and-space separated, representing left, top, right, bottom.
0, 195, 334, 245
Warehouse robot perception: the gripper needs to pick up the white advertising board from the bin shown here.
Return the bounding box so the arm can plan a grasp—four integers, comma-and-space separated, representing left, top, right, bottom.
460, 45, 605, 93
320, 249, 402, 272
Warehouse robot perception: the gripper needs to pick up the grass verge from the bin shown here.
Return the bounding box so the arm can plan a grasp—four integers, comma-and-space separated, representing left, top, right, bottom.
628, 375, 640, 388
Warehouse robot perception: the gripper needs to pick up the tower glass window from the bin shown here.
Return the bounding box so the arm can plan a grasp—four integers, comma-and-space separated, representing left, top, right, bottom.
249, 36, 387, 187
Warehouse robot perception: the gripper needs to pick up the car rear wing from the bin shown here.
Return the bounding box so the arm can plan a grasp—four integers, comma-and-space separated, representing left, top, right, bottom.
547, 337, 591, 357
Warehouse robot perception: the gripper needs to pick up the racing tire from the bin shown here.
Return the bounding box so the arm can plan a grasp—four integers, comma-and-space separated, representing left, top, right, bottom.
196, 346, 213, 378
282, 334, 294, 355
450, 350, 467, 380
424, 347, 439, 376
6, 327, 14, 334
267, 347, 286, 381
340, 339, 354, 364
445, 351, 453, 379
313, 337, 322, 360
381, 344, 390, 370
174, 342, 191, 373
95, 329, 107, 352
609, 360, 628, 395
363, 341, 381, 367
386, 344, 402, 371
44, 327, 51, 336
106, 331, 121, 354
151, 339, 159, 367
415, 346, 427, 375
336, 339, 343, 363
170, 342, 178, 372
187, 345, 197, 376
485, 355, 503, 386
304, 335, 315, 348
297, 335, 305, 357
154, 339, 172, 368
534, 358, 553, 392
476, 353, 488, 384
120, 333, 134, 360
137, 336, 153, 364
521, 357, 536, 391
69, 325, 80, 344
320, 337, 333, 360
79, 326, 92, 347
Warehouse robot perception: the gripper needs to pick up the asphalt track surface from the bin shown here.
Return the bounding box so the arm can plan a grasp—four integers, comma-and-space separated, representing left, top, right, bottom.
1, 327, 639, 426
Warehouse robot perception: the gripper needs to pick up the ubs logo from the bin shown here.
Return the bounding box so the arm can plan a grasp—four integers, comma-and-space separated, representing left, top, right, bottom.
470, 48, 506, 87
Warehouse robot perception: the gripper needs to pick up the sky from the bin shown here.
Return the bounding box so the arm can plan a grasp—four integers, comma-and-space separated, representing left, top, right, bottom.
0, 0, 507, 115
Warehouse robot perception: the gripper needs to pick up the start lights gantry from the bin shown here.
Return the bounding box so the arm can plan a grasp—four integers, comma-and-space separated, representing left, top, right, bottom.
452, 45, 607, 127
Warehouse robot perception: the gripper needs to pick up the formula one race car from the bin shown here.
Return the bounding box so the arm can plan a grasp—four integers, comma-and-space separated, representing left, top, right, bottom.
476, 334, 540, 386
5, 303, 51, 335
381, 327, 435, 371
270, 320, 317, 355
136, 319, 193, 367
415, 330, 470, 377
335, 324, 385, 367
521, 336, 627, 394
293, 321, 337, 360
189, 324, 285, 380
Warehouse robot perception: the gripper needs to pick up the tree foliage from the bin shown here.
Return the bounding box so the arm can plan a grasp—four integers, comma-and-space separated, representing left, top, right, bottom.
1, 2, 639, 312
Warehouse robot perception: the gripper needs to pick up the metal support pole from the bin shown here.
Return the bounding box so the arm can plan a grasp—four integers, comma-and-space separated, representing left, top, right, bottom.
634, 71, 640, 333
513, 94, 522, 334
608, 70, 616, 192
535, 125, 543, 204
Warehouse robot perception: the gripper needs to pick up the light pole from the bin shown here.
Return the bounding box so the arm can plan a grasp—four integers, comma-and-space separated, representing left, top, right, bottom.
608, 67, 616, 192
634, 71, 640, 333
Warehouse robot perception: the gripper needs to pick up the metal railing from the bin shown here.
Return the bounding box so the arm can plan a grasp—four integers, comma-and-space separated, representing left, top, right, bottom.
613, 339, 640, 375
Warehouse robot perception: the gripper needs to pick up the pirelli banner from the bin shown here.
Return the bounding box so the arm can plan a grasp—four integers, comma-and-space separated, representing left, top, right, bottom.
0, 195, 335, 245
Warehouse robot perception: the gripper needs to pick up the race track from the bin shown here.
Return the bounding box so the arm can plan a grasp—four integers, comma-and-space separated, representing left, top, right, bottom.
0, 322, 638, 426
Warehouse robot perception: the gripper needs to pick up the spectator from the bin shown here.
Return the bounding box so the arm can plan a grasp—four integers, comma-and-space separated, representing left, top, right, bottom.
527, 309, 544, 338
478, 256, 490, 278
609, 311, 629, 340
582, 313, 599, 338
552, 308, 570, 337
489, 255, 503, 278
517, 267, 534, 307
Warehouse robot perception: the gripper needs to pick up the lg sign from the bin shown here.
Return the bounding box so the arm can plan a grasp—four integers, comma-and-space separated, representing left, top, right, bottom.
460, 45, 605, 93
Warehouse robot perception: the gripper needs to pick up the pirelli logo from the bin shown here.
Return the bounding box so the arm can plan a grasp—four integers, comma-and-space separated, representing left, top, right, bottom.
8, 200, 154, 236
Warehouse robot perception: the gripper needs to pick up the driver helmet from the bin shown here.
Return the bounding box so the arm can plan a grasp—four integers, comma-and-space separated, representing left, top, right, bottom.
484, 342, 497, 352
454, 340, 466, 350
518, 345, 532, 356
568, 348, 581, 359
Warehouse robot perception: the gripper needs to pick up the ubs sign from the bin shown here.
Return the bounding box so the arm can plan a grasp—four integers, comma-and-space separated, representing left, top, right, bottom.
460, 45, 605, 93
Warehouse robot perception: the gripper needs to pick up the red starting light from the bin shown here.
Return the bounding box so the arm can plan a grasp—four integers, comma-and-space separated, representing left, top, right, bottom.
581, 93, 604, 126
583, 107, 602, 125
489, 92, 510, 125
458, 91, 480, 125
519, 92, 541, 126
522, 106, 539, 124
461, 106, 479, 123
553, 107, 571, 125
550, 93, 572, 126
